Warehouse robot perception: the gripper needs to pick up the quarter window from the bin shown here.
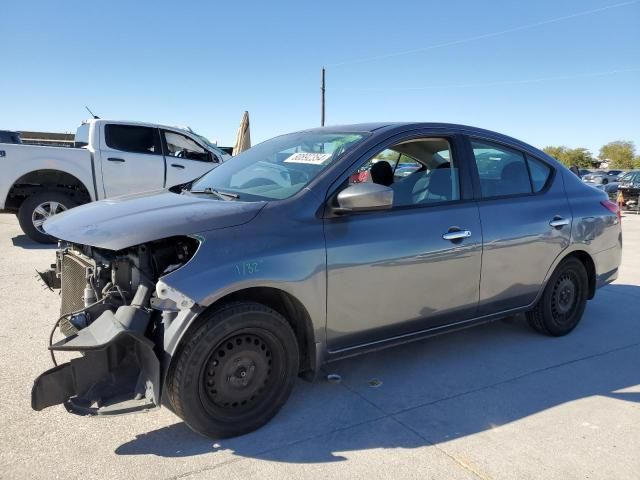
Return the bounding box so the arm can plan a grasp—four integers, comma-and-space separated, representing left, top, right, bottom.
105, 125, 160, 154
526, 155, 552, 192
472, 140, 532, 198
347, 138, 459, 207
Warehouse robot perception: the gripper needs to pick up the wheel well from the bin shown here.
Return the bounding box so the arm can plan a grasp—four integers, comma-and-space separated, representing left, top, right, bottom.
199, 287, 316, 375
565, 251, 596, 299
5, 170, 92, 212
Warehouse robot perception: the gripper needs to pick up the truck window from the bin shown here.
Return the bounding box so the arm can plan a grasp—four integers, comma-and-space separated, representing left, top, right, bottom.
105, 124, 161, 154
163, 130, 211, 162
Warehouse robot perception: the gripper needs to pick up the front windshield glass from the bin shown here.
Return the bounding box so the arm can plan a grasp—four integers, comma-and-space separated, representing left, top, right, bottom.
190, 131, 366, 201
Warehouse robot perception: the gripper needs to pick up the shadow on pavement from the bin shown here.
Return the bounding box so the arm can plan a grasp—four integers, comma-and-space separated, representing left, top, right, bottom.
115, 284, 640, 463
11, 234, 57, 250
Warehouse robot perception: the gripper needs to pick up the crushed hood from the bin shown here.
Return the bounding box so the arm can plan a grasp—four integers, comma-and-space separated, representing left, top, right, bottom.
43, 190, 266, 250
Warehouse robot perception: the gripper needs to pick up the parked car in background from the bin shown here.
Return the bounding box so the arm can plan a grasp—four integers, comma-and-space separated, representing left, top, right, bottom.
0, 130, 22, 144
582, 170, 621, 185
31, 123, 622, 439
0, 119, 230, 242
578, 168, 592, 177
606, 169, 625, 180
617, 170, 640, 209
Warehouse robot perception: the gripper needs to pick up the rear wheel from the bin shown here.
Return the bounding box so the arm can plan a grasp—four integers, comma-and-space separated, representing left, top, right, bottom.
527, 257, 588, 336
18, 191, 76, 243
168, 302, 299, 439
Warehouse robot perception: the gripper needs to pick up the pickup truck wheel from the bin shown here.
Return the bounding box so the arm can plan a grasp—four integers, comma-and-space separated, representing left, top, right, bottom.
526, 257, 588, 336
168, 302, 299, 439
18, 191, 76, 244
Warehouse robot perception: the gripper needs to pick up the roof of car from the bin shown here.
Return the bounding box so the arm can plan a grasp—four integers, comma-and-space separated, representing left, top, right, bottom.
299, 122, 529, 139
86, 119, 192, 132
298, 122, 547, 155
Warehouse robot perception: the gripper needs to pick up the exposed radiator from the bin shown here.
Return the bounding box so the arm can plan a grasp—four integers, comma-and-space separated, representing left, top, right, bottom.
60, 252, 93, 316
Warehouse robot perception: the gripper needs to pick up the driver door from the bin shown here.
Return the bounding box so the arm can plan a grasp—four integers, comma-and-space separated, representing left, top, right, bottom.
162, 129, 219, 188
324, 133, 483, 352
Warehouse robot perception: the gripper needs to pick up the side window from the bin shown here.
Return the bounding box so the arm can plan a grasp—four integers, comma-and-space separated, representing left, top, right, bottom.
471, 140, 531, 198
347, 137, 459, 207
105, 125, 160, 154
164, 131, 211, 162
526, 155, 552, 192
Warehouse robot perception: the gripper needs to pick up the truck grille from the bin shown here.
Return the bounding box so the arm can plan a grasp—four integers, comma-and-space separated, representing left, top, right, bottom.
60, 252, 93, 316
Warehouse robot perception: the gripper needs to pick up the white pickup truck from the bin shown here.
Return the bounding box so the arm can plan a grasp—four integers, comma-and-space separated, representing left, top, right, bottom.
0, 119, 230, 242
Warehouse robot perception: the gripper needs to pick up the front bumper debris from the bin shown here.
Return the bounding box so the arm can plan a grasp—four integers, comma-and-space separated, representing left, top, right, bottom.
32, 285, 160, 415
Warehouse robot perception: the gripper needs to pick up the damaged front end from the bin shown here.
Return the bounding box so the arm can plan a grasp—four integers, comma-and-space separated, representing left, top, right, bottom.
32, 236, 200, 415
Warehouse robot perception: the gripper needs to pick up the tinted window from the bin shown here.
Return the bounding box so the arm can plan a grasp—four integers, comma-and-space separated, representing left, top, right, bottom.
472, 140, 531, 198
0, 131, 21, 144
526, 156, 552, 192
348, 138, 459, 207
105, 125, 160, 154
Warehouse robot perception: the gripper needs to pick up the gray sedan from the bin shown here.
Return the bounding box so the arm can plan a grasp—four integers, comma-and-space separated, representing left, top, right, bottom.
32, 123, 622, 439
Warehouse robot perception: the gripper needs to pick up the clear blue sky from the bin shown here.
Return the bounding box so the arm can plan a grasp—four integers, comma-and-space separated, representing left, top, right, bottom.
2, 0, 639, 154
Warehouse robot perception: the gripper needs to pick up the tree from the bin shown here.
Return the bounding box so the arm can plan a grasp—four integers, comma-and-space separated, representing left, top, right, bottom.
599, 141, 636, 170
543, 146, 594, 168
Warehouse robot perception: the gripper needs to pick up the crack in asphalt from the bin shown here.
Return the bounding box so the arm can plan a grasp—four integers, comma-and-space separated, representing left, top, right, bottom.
164, 341, 640, 480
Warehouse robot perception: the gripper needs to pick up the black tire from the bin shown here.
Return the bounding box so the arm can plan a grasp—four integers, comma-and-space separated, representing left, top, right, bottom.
526, 257, 589, 336
17, 191, 77, 243
168, 302, 299, 439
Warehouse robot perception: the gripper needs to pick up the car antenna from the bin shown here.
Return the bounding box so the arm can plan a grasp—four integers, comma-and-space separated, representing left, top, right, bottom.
85, 106, 100, 119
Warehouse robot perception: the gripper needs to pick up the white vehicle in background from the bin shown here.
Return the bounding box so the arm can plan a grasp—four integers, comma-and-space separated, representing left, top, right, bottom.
0, 119, 230, 242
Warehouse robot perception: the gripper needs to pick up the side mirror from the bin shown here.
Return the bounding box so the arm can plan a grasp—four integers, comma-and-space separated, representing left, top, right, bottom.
334, 183, 393, 214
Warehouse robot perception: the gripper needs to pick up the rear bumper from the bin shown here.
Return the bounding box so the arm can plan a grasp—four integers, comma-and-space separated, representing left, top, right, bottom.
593, 244, 621, 290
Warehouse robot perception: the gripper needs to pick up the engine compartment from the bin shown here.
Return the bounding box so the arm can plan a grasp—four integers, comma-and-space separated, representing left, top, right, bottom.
32, 236, 200, 415
44, 236, 199, 335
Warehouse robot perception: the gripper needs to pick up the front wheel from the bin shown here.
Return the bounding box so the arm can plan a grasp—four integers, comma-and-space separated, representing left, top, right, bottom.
527, 257, 589, 336
168, 302, 299, 439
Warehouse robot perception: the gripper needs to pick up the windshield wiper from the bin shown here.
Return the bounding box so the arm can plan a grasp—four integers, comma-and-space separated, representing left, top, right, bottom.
186, 187, 239, 200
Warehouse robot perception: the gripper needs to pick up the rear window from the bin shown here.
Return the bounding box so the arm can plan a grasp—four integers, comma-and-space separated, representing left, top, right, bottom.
472, 140, 532, 197
105, 124, 160, 154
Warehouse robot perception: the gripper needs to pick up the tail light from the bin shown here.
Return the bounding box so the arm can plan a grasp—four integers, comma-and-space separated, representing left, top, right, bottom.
601, 199, 621, 222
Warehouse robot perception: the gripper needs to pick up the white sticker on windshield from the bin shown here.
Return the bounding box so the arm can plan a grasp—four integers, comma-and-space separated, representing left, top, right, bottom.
284, 152, 332, 165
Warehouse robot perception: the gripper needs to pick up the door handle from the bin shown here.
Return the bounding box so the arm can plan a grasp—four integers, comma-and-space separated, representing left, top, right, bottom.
107, 157, 125, 162
442, 230, 472, 241
549, 217, 570, 228
171, 163, 185, 169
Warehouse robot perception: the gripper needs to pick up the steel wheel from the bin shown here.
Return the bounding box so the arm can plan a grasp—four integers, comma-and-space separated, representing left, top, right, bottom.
527, 257, 588, 336
551, 272, 580, 325
31, 200, 67, 233
200, 332, 275, 414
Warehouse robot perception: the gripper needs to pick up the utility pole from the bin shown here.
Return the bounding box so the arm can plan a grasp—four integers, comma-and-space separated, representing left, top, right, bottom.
321, 67, 326, 126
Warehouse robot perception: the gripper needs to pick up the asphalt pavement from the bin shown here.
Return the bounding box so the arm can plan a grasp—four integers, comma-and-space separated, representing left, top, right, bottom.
0, 212, 638, 480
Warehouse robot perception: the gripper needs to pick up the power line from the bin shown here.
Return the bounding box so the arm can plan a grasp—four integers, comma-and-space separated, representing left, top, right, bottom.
332, 67, 640, 92
328, 0, 640, 67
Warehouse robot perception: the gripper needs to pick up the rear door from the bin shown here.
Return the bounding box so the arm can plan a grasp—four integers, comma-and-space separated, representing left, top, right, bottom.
468, 137, 572, 314
162, 129, 219, 188
100, 124, 165, 197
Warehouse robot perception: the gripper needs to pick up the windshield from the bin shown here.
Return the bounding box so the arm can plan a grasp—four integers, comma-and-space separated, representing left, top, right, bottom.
190, 131, 366, 200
